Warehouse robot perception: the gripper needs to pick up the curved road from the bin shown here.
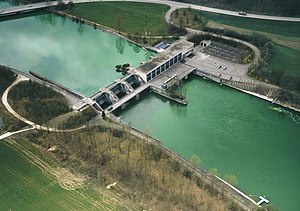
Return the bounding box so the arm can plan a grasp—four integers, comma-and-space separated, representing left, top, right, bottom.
1, 75, 86, 139
2, 0, 300, 22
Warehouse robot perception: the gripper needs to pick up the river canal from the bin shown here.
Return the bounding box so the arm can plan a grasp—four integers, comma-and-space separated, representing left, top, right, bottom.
1, 8, 300, 211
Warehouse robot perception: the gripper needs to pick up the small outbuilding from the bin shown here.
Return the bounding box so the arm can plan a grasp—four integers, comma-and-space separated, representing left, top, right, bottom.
200, 40, 211, 47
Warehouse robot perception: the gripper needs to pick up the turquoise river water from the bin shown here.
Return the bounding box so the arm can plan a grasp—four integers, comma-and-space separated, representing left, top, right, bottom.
0, 8, 300, 211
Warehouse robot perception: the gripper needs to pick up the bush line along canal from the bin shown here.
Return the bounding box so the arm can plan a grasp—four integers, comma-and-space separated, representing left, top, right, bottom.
1, 2, 300, 210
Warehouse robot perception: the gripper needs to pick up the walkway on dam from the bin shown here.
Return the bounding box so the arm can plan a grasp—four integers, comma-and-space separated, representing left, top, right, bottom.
107, 83, 150, 113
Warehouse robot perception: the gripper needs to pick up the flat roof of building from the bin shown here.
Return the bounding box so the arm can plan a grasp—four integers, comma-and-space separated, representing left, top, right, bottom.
201, 39, 211, 44
135, 39, 194, 74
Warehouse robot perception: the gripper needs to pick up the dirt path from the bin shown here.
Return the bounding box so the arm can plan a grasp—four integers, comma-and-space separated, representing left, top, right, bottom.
1, 74, 86, 139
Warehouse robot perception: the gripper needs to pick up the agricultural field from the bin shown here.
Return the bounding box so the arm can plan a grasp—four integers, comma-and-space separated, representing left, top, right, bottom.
67, 2, 170, 35
0, 139, 128, 210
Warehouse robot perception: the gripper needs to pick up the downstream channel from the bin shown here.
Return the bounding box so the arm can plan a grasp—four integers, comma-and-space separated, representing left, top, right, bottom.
1, 8, 300, 211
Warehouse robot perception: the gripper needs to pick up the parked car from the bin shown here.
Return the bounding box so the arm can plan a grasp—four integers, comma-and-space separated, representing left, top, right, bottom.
238, 11, 247, 15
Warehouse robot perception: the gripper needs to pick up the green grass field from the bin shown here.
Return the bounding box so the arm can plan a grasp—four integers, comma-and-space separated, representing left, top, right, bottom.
0, 140, 127, 210
268, 43, 300, 76
198, 11, 300, 37
68, 2, 170, 35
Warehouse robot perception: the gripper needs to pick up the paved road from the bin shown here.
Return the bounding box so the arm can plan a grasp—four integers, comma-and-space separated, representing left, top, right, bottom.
0, 2, 53, 15
1, 0, 300, 22
0, 127, 34, 140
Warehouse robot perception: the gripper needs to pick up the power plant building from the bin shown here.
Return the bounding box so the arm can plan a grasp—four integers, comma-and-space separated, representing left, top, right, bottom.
134, 39, 194, 82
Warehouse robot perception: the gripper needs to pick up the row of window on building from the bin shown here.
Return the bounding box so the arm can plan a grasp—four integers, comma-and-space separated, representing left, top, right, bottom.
146, 53, 183, 82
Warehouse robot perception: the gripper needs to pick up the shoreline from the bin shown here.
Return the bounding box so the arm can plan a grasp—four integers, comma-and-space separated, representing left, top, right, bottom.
238, 88, 300, 113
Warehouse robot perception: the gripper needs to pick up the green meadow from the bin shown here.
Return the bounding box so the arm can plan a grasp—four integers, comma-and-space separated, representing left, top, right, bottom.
68, 2, 170, 35
267, 43, 300, 77
198, 11, 300, 37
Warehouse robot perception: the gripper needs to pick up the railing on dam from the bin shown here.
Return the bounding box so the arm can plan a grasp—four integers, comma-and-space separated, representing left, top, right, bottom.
194, 68, 276, 97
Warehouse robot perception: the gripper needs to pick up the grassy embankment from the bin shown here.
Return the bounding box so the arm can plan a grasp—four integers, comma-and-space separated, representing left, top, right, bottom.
172, 8, 300, 93
67, 2, 169, 35
66, 2, 186, 44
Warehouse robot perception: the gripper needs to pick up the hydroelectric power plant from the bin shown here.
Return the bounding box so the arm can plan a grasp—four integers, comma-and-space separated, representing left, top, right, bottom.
1, 6, 299, 210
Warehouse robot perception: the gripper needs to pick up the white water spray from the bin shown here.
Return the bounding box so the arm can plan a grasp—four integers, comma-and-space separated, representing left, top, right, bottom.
270, 106, 300, 124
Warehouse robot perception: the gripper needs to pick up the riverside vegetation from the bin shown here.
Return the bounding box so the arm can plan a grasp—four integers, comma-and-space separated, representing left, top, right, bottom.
28, 124, 244, 210
8, 80, 71, 125
0, 66, 26, 132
